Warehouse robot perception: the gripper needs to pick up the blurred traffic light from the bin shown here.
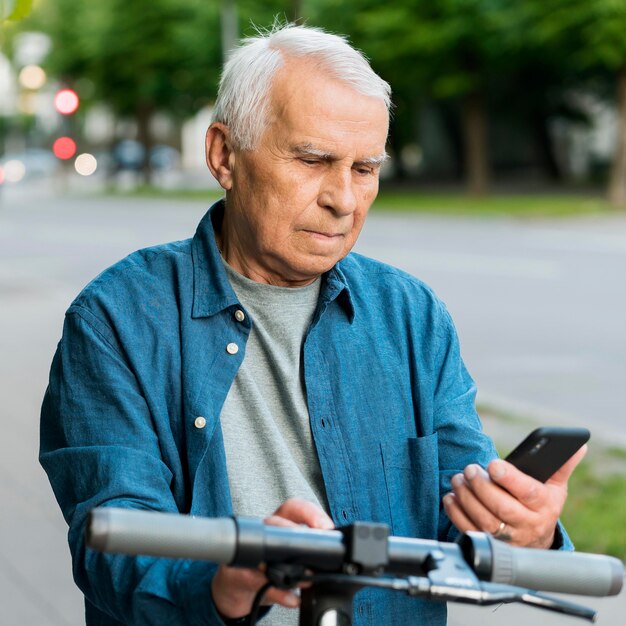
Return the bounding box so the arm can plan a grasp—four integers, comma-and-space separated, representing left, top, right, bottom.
54, 89, 79, 115
52, 87, 80, 163
53, 137, 77, 160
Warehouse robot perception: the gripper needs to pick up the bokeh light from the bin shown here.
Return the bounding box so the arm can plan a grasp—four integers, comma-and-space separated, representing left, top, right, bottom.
0, 165, 4, 185
74, 153, 98, 176
54, 89, 79, 115
19, 65, 47, 90
4, 160, 27, 183
53, 137, 77, 160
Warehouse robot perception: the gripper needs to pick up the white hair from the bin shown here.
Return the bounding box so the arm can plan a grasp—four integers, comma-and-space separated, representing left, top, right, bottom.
212, 23, 391, 150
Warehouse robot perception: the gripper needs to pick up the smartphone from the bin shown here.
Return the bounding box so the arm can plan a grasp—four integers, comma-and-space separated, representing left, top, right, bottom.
505, 427, 590, 482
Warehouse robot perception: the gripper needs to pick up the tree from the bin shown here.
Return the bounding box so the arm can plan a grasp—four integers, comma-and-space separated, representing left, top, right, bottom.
23, 0, 223, 183
569, 1, 626, 207
312, 0, 532, 196
522, 0, 626, 206
20, 0, 303, 183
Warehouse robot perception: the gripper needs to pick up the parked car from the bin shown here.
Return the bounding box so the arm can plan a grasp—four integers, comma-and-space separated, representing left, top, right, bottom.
112, 140, 180, 172
0, 148, 58, 182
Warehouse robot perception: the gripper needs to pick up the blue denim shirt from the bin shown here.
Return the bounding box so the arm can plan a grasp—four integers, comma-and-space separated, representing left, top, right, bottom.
40, 201, 570, 625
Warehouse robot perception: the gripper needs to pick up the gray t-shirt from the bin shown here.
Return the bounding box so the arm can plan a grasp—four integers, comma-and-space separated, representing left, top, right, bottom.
220, 261, 329, 515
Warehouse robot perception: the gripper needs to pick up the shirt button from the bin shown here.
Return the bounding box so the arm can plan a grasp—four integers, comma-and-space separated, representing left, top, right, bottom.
194, 416, 206, 429
234, 309, 245, 322
226, 342, 239, 355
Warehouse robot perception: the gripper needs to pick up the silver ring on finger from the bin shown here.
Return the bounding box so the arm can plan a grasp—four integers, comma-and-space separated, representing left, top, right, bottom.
492, 520, 512, 542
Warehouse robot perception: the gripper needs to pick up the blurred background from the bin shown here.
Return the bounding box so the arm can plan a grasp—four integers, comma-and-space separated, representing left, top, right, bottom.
2, 0, 626, 199
1, 1, 626, 625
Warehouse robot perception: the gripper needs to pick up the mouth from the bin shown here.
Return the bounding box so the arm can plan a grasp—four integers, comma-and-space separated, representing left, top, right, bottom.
303, 230, 344, 240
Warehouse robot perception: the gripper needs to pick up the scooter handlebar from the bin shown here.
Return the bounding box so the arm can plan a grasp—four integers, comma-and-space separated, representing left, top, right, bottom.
87, 508, 623, 598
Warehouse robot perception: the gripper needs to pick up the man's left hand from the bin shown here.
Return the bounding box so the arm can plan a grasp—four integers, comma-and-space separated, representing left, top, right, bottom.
443, 445, 587, 548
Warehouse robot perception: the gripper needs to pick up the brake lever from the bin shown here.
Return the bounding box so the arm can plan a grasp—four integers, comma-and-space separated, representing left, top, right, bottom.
413, 578, 597, 622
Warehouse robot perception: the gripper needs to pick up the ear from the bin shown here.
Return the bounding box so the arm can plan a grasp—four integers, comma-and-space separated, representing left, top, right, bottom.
205, 122, 235, 190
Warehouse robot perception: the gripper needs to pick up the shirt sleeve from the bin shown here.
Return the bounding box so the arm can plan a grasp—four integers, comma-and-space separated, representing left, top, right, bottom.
430, 303, 573, 550
40, 306, 230, 625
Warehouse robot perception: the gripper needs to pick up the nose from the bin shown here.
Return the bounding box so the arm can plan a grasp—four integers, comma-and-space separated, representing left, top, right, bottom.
318, 166, 358, 216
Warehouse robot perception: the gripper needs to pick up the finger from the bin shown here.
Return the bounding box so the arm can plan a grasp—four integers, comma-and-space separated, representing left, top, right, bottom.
442, 492, 480, 533
211, 565, 272, 618
480, 462, 564, 548
262, 587, 301, 609
263, 514, 301, 528
451, 468, 521, 532
547, 445, 588, 487
220, 565, 268, 592
487, 459, 548, 512
271, 498, 334, 529
462, 464, 533, 524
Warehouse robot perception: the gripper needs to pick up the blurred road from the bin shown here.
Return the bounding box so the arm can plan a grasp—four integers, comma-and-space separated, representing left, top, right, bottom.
358, 209, 626, 446
1, 184, 624, 624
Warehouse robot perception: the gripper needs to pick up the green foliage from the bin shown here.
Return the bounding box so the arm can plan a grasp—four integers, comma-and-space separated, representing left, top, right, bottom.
1, 0, 33, 22
238, 0, 296, 33
24, 0, 223, 118
10, 0, 626, 189
19, 0, 626, 128
312, 0, 521, 99
524, 0, 626, 73
18, 0, 303, 118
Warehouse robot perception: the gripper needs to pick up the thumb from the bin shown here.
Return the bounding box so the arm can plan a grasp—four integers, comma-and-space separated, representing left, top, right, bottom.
546, 444, 588, 487
269, 498, 335, 530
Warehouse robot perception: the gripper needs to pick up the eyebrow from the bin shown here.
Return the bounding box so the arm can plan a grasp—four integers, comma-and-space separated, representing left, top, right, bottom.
291, 143, 388, 167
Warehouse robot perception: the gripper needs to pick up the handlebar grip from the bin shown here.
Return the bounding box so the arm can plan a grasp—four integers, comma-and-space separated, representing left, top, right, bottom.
488, 535, 624, 597
87, 507, 237, 563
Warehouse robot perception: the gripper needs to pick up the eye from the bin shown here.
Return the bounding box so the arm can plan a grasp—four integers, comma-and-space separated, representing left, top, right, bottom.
299, 157, 320, 166
354, 165, 375, 176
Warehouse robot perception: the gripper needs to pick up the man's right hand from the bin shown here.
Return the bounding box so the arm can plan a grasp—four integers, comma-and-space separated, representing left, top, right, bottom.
210, 499, 335, 620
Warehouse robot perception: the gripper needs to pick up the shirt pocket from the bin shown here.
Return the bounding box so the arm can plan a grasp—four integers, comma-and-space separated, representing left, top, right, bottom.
380, 433, 440, 539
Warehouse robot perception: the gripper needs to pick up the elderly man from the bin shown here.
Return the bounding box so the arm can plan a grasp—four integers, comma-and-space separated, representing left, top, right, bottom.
40, 24, 584, 626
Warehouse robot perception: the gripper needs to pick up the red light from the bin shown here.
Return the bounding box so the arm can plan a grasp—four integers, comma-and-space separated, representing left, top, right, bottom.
0, 165, 4, 185
54, 89, 79, 115
53, 137, 77, 160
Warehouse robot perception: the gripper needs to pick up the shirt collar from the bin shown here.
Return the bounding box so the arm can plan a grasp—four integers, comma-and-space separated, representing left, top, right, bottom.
321, 263, 355, 324
191, 199, 239, 318
191, 199, 355, 323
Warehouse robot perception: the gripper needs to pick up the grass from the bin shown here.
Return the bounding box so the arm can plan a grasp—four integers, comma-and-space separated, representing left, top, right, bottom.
605, 446, 626, 461
561, 459, 626, 560
102, 185, 619, 218
371, 189, 613, 217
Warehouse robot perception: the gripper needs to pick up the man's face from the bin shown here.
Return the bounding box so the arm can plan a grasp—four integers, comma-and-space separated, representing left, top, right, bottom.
217, 59, 389, 287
